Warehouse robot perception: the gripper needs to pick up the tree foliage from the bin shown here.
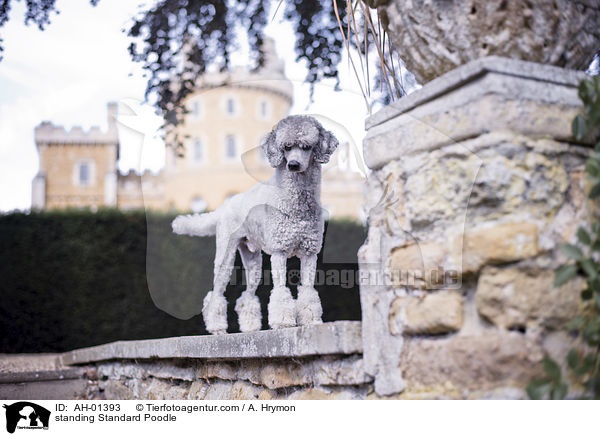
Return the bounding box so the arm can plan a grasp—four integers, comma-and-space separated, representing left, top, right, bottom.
1, 0, 348, 103
127, 0, 348, 144
0, 0, 355, 141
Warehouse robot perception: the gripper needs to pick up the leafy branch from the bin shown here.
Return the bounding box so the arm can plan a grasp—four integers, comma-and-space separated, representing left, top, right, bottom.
527, 76, 600, 400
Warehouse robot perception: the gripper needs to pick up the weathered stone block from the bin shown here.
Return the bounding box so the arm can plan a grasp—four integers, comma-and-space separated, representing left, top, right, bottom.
388, 222, 540, 287
196, 355, 370, 389
401, 332, 543, 389
257, 361, 311, 389
229, 380, 268, 400
202, 381, 235, 400
370, 133, 574, 248
188, 380, 210, 400
102, 380, 134, 400
459, 222, 540, 273
388, 241, 447, 288
475, 266, 583, 329
94, 355, 370, 395
286, 386, 367, 400
311, 355, 373, 386
389, 292, 463, 335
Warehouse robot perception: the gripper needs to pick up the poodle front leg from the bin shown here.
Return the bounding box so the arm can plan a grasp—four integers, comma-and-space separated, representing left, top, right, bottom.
267, 253, 296, 329
297, 254, 323, 326
203, 238, 238, 335
235, 244, 262, 333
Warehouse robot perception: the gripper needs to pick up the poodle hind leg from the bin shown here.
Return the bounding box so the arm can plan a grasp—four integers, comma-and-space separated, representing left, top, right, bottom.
268, 253, 297, 329
235, 244, 263, 333
203, 235, 239, 335
297, 254, 323, 326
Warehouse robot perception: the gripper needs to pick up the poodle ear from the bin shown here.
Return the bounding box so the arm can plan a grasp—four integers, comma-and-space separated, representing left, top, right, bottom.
314, 127, 338, 164
260, 129, 284, 168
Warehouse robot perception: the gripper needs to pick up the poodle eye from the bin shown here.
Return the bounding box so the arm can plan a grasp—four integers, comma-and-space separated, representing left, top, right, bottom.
284, 145, 292, 151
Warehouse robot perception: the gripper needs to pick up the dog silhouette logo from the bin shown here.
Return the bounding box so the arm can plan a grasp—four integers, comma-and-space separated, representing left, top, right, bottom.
2, 402, 50, 433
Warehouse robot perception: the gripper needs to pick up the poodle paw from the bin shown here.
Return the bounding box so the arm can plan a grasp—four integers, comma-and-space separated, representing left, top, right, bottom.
296, 286, 323, 326
235, 293, 262, 333
202, 291, 228, 335
268, 286, 297, 329
171, 215, 188, 235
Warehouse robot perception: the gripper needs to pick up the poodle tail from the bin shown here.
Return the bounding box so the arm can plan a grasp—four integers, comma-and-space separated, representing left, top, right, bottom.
172, 211, 219, 237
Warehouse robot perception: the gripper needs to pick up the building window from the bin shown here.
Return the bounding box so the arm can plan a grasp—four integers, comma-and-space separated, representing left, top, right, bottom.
225, 135, 237, 160
74, 160, 95, 187
79, 163, 90, 185
258, 100, 270, 120
226, 98, 235, 115
192, 100, 201, 118
193, 139, 204, 162
190, 197, 207, 213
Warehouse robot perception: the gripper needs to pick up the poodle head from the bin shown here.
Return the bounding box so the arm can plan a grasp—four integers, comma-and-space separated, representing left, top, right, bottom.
261, 115, 338, 172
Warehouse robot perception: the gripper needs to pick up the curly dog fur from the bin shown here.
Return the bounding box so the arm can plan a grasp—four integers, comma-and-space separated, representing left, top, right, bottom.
172, 115, 338, 334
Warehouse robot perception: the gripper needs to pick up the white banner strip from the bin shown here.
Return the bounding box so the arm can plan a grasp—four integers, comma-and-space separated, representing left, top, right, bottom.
0, 400, 595, 436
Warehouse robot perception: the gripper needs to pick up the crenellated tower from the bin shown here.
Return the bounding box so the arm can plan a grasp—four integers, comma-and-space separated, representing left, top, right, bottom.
32, 103, 119, 210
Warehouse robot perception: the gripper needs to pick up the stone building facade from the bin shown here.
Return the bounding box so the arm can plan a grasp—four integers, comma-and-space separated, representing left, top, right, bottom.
32, 104, 119, 210
32, 41, 365, 220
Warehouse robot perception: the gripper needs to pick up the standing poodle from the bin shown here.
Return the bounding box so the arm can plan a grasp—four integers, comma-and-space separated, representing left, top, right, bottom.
172, 115, 338, 334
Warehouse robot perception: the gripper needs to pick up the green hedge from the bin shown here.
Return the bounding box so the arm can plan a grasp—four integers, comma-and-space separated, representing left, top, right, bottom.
0, 210, 364, 353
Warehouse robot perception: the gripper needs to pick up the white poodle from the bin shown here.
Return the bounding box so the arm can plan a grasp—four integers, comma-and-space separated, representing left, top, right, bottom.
172, 115, 338, 334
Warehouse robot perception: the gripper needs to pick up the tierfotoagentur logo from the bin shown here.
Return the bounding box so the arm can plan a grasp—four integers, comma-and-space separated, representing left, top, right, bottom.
226, 265, 461, 289
2, 402, 50, 434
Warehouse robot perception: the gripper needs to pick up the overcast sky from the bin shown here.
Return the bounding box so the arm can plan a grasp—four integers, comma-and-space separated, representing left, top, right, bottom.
0, 0, 372, 212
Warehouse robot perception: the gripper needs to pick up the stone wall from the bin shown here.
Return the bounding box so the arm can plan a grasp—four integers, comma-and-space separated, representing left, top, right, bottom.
359, 56, 594, 397
56, 321, 376, 400
1, 322, 374, 400
82, 356, 370, 400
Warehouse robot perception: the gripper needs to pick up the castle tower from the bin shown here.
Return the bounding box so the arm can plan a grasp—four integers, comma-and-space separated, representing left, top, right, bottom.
32, 103, 119, 210
163, 38, 294, 212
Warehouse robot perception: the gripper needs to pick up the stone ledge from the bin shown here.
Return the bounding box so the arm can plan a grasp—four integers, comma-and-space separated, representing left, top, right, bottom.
365, 56, 588, 130
363, 67, 591, 169
0, 368, 85, 384
60, 321, 362, 366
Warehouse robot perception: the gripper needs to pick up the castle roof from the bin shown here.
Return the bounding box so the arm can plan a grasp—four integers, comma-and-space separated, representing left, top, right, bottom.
34, 103, 119, 147
192, 69, 294, 103
182, 38, 293, 103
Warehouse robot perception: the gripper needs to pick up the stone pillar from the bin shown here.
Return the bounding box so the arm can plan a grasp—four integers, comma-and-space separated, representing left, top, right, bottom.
107, 102, 118, 132
104, 172, 117, 207
31, 172, 46, 210
360, 57, 593, 397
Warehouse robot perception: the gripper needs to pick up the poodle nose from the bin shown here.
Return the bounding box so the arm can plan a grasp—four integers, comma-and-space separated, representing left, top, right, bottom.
287, 160, 301, 171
